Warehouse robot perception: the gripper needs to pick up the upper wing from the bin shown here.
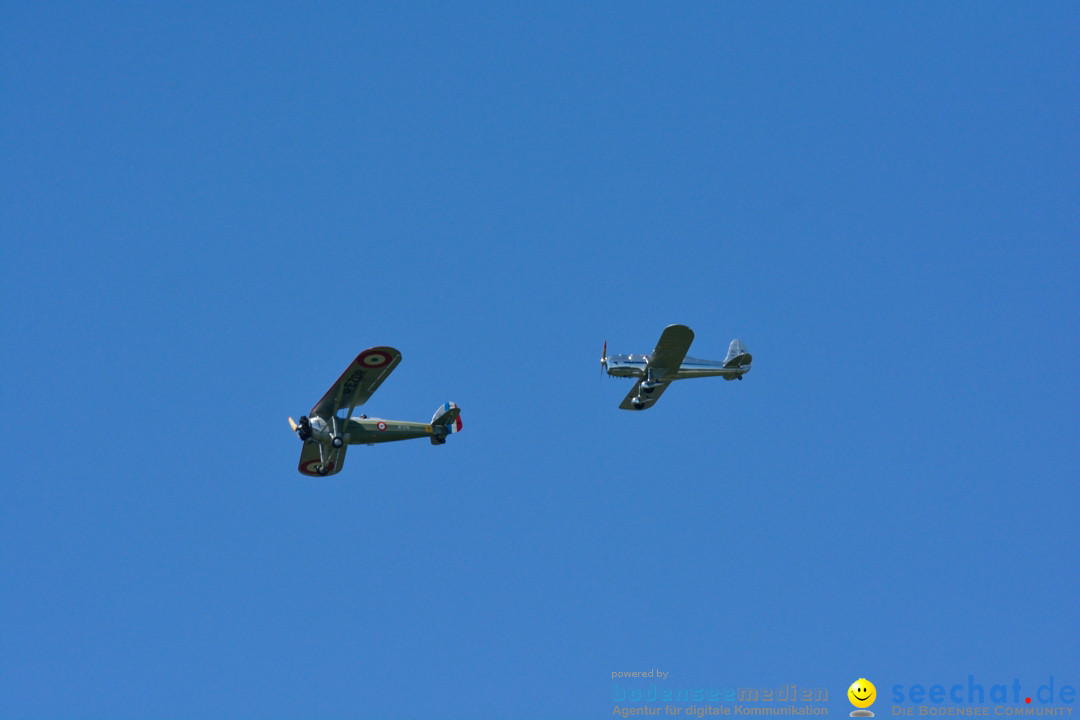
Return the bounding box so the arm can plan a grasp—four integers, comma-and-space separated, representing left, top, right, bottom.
613, 325, 695, 410
647, 324, 695, 379
310, 347, 402, 418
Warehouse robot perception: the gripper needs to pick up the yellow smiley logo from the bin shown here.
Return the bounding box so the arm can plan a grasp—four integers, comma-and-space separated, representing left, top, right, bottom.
848, 678, 876, 709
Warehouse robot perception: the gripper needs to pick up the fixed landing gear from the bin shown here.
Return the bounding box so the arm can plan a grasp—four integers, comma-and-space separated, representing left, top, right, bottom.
633, 370, 660, 407
639, 370, 661, 395
328, 416, 345, 448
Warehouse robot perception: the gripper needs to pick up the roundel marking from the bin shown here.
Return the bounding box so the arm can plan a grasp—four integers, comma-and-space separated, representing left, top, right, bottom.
376, 421, 387, 431
301, 459, 334, 476
357, 348, 390, 368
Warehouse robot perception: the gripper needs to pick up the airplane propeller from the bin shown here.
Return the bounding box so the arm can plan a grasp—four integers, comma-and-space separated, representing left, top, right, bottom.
289, 415, 313, 442
601, 340, 608, 376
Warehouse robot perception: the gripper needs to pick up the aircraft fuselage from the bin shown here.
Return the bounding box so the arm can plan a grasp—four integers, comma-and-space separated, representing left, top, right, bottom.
605, 355, 751, 381
308, 415, 438, 445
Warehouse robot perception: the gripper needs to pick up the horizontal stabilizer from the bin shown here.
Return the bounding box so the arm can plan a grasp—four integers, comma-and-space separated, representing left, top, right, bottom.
723, 339, 752, 368
430, 402, 462, 444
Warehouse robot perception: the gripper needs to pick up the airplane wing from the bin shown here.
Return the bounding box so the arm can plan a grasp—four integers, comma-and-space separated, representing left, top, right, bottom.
647, 324, 695, 379
297, 440, 346, 477
618, 379, 673, 410
310, 347, 402, 418
616, 325, 694, 410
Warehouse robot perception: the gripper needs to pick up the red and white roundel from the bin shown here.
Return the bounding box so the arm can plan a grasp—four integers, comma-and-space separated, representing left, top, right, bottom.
357, 348, 391, 368
301, 459, 334, 476
376, 421, 387, 431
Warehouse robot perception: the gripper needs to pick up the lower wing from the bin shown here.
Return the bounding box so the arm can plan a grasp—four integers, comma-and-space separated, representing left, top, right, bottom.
297, 440, 346, 476
618, 379, 672, 411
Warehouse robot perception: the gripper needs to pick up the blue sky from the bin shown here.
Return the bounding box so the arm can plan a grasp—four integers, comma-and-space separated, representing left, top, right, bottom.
3, 3, 1077, 719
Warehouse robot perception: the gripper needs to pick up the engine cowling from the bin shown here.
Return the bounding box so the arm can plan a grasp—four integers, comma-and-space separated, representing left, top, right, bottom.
306, 416, 332, 443
296, 416, 313, 441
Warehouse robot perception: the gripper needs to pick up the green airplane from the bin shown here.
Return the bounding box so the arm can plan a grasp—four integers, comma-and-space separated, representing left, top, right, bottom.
289, 347, 462, 476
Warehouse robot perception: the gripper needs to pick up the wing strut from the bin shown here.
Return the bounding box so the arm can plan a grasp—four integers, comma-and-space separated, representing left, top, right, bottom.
339, 397, 362, 444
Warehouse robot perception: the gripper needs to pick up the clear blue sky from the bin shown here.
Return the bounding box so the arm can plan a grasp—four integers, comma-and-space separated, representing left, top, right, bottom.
3, 3, 1077, 719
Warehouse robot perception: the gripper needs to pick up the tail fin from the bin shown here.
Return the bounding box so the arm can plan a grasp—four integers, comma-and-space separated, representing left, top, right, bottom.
723, 339, 752, 368
430, 402, 462, 444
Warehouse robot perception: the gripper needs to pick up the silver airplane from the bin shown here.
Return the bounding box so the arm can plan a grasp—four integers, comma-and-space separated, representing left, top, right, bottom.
601, 324, 752, 410
289, 347, 462, 476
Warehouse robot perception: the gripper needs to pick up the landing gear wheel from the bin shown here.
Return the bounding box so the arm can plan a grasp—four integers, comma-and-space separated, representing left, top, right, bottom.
316, 464, 329, 476
332, 437, 343, 448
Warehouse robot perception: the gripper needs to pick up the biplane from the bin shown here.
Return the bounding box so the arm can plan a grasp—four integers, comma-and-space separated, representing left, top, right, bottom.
601, 324, 752, 410
289, 347, 462, 476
